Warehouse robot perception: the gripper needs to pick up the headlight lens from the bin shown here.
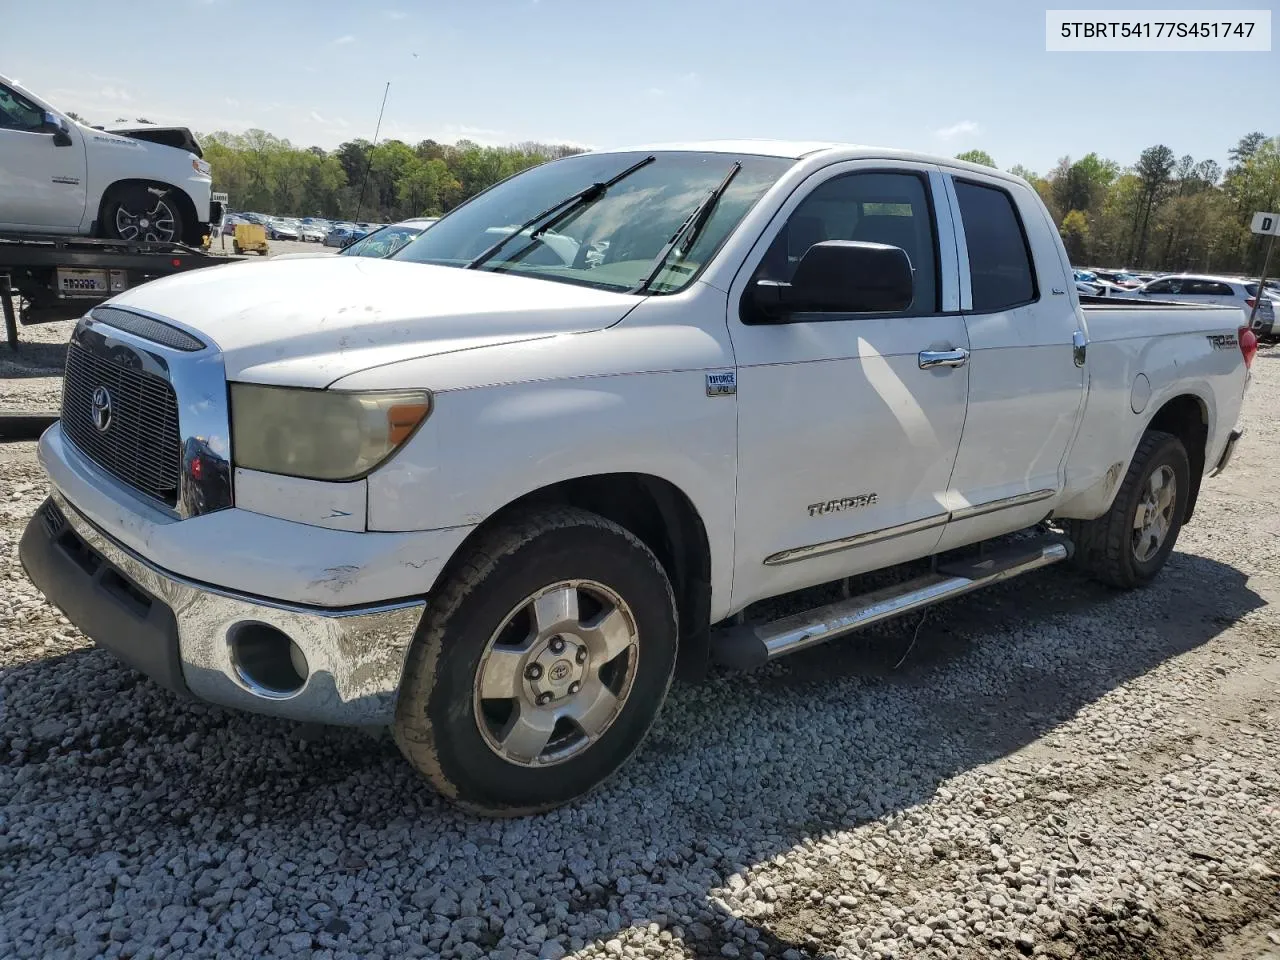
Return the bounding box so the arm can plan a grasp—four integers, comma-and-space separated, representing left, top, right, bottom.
193, 158, 211, 176
230, 384, 432, 481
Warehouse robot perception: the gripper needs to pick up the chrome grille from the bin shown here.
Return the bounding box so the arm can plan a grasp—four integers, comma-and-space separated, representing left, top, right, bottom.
62, 343, 182, 506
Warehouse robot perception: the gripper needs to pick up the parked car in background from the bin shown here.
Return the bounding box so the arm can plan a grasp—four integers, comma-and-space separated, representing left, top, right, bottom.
1116, 273, 1143, 288
300, 223, 327, 242
1126, 274, 1278, 340
324, 224, 366, 247
1092, 270, 1143, 289
338, 218, 438, 258
266, 219, 299, 241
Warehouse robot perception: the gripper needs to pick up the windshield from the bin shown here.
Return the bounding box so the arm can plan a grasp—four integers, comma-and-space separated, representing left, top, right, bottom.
341, 223, 427, 258
394, 151, 793, 293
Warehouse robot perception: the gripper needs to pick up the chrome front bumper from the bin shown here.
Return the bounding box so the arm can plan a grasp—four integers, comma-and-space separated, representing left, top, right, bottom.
24, 489, 424, 725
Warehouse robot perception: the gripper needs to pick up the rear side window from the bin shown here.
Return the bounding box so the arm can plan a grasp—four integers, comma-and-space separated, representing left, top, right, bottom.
954, 180, 1036, 312
1185, 279, 1234, 296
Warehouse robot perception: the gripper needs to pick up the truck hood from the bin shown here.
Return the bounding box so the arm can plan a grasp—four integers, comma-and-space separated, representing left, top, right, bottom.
105, 256, 642, 386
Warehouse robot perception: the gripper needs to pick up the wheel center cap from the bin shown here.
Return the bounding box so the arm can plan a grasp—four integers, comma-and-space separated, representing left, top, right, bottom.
527, 640, 585, 701
140, 218, 150, 228
548, 659, 573, 684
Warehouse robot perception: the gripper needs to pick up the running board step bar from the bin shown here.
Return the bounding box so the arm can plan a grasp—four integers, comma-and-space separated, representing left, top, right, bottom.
712, 537, 1072, 670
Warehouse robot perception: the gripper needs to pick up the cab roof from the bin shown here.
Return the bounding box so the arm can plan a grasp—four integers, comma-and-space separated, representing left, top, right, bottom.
596, 139, 1029, 184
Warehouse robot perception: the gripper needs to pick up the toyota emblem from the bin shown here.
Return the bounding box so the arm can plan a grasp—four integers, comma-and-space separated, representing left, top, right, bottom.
90, 386, 113, 433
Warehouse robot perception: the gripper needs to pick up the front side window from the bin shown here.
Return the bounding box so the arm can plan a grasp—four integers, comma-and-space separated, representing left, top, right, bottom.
754, 170, 939, 316
1145, 278, 1176, 294
395, 151, 793, 293
0, 84, 44, 131
954, 180, 1036, 312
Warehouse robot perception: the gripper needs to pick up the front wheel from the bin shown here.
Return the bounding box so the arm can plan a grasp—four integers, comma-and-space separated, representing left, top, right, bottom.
102, 185, 185, 244
393, 508, 678, 816
1066, 429, 1190, 589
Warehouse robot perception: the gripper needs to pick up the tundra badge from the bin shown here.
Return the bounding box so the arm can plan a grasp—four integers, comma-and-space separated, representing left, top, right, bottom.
808, 493, 877, 516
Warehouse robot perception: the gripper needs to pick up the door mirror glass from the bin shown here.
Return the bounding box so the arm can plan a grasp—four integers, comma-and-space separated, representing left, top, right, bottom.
753, 240, 914, 317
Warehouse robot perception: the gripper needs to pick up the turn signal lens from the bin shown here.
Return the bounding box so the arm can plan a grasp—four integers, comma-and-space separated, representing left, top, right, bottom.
1239, 326, 1258, 370
387, 402, 432, 445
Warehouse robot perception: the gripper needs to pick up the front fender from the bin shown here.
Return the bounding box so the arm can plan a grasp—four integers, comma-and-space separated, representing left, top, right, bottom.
361, 367, 738, 618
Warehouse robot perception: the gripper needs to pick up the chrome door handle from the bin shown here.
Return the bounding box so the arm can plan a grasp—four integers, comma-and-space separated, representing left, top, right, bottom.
918, 348, 969, 369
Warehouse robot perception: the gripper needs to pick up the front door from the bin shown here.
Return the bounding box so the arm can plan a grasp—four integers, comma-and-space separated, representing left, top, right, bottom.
932, 172, 1086, 552
727, 162, 970, 611
0, 83, 86, 231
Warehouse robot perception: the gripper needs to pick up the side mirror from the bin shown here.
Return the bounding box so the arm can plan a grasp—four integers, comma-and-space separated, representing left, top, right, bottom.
751, 240, 914, 319
42, 111, 72, 147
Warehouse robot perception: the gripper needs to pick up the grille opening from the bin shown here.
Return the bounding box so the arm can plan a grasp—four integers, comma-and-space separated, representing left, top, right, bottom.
229, 623, 309, 696
100, 569, 153, 618
57, 528, 102, 578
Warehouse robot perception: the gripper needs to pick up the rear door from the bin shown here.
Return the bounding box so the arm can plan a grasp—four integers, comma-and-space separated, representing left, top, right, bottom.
727, 161, 970, 610
933, 173, 1086, 552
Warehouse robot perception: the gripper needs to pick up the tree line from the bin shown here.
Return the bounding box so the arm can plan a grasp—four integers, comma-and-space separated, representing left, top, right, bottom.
956, 136, 1279, 274
196, 129, 1278, 274
198, 130, 582, 224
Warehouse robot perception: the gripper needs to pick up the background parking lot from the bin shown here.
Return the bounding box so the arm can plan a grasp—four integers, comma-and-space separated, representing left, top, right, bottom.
2, 341, 1279, 959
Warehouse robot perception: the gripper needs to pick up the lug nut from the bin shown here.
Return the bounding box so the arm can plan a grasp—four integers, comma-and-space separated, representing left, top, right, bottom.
575, 647, 587, 664
525, 663, 543, 680
549, 636, 566, 654
536, 692, 553, 705
567, 681, 580, 695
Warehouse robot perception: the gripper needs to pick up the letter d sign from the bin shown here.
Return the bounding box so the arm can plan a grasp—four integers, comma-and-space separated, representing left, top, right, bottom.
1252, 212, 1280, 236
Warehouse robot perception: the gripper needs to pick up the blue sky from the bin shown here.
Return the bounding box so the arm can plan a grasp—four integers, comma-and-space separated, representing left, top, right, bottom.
2, 0, 1274, 175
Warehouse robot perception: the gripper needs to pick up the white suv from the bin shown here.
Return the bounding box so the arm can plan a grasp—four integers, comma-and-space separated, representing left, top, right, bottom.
0, 74, 213, 246
1131, 273, 1278, 338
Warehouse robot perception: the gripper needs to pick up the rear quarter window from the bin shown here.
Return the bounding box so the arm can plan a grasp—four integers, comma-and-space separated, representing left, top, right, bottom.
953, 180, 1037, 313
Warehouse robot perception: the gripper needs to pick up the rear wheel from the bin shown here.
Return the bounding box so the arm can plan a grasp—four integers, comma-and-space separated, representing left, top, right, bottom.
393, 508, 678, 816
102, 185, 185, 244
1066, 429, 1190, 589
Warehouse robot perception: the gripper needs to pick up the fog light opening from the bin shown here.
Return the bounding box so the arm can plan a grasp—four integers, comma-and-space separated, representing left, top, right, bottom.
229, 622, 309, 697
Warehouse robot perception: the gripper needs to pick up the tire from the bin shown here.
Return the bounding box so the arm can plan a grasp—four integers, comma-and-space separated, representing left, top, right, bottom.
393, 507, 678, 816
1065, 429, 1190, 589
102, 185, 185, 244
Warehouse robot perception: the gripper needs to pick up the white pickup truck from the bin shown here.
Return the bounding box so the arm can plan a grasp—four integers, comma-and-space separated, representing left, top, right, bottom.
21, 141, 1254, 815
0, 74, 214, 246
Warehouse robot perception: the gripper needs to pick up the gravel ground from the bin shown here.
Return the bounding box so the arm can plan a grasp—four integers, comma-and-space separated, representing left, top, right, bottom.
2, 343, 1280, 959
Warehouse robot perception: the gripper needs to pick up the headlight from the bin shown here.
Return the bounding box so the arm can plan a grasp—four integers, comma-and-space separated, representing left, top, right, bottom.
193, 158, 211, 176
230, 384, 432, 481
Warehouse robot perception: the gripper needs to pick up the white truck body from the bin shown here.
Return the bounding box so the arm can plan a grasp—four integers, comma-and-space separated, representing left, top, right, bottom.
0, 74, 213, 244
21, 141, 1252, 813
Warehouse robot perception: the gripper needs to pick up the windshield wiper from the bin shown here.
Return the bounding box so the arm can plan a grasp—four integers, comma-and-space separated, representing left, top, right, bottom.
632, 161, 741, 293
466, 154, 656, 270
